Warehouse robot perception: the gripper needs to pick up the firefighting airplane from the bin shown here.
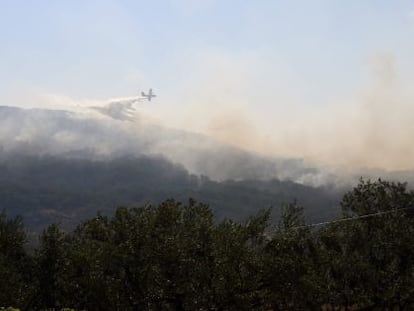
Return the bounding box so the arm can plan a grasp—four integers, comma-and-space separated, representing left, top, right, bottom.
140, 88, 156, 101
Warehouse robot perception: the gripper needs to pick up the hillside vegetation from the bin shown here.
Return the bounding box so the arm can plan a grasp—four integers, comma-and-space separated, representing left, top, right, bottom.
0, 155, 340, 234
1, 179, 414, 310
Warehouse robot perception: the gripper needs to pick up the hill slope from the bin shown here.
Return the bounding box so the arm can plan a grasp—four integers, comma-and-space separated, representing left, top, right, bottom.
0, 155, 341, 233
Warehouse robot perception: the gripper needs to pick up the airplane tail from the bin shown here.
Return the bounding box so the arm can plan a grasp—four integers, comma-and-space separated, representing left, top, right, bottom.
141, 92, 145, 96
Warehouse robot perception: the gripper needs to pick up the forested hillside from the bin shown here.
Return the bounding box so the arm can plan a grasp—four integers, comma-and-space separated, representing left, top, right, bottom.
0, 155, 340, 234
1, 179, 414, 310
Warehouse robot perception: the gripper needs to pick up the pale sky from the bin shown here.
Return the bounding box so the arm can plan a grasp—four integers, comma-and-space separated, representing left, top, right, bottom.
1, 0, 414, 170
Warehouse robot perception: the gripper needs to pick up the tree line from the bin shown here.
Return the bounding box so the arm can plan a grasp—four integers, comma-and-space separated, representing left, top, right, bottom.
1, 179, 414, 310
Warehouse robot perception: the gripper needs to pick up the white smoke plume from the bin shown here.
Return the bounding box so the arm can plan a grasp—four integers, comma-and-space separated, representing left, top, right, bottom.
2, 51, 413, 186
150, 50, 414, 174
0, 96, 331, 185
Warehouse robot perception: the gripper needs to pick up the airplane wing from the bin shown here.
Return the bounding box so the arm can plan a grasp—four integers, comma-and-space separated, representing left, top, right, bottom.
140, 89, 156, 101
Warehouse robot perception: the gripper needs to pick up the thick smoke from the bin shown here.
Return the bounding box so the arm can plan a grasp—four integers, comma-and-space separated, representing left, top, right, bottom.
282, 53, 414, 171
151, 51, 414, 174
2, 53, 413, 186
0, 102, 328, 184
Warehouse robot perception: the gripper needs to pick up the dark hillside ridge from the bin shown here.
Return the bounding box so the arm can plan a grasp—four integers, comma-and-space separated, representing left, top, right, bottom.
0, 155, 341, 233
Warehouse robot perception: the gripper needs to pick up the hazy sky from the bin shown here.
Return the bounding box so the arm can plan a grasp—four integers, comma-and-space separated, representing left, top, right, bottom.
1, 1, 414, 170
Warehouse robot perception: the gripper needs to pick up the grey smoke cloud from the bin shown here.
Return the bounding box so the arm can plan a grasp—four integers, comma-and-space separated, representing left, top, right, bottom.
0, 101, 330, 185
2, 52, 413, 186
294, 53, 414, 171
161, 51, 414, 173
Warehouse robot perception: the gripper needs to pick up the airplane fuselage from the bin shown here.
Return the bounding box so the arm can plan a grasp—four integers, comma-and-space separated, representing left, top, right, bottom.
141, 88, 156, 101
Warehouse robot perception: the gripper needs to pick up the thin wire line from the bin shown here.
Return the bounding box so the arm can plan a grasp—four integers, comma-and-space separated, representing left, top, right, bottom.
292, 206, 414, 230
